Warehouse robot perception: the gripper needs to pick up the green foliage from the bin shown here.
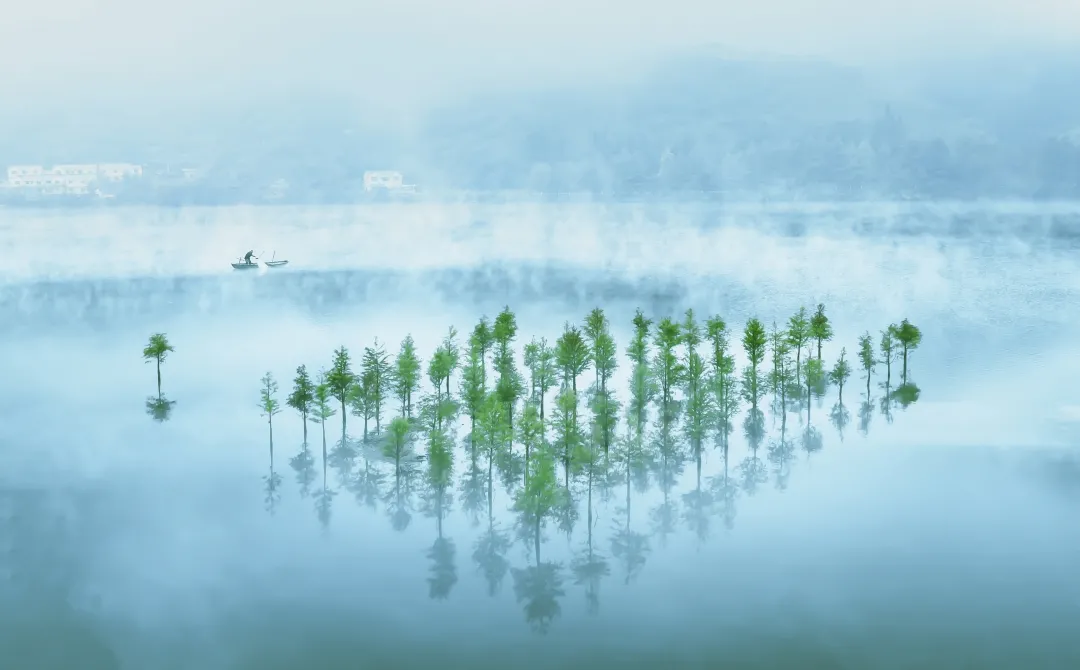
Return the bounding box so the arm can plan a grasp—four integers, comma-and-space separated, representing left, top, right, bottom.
326, 346, 355, 425
627, 310, 656, 439
858, 332, 876, 373
460, 342, 487, 431
741, 317, 768, 407
584, 308, 619, 385
552, 388, 583, 470
287, 364, 314, 416
470, 316, 494, 388
441, 326, 461, 394
518, 399, 545, 477
142, 333, 174, 364
311, 373, 336, 423
260, 372, 281, 420
347, 371, 377, 439
804, 358, 826, 405
142, 332, 174, 393
384, 416, 412, 462
393, 335, 422, 418
555, 323, 590, 392
493, 307, 524, 420
513, 447, 561, 525
706, 315, 738, 433
786, 307, 810, 383
829, 348, 852, 404
894, 318, 922, 382
767, 321, 794, 397
362, 339, 392, 432
628, 310, 652, 367
653, 317, 685, 424
476, 391, 511, 456
809, 303, 834, 360
682, 309, 708, 447
880, 326, 898, 384
584, 308, 619, 452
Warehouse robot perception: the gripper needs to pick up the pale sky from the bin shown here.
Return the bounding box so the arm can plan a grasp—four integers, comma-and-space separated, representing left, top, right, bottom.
0, 0, 1077, 105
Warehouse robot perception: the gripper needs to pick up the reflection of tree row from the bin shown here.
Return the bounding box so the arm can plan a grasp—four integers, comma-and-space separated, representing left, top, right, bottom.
254, 304, 924, 632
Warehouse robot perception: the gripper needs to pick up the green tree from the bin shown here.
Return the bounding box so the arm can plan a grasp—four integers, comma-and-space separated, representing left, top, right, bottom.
552, 388, 582, 486
362, 339, 391, 433
880, 326, 898, 387
523, 339, 542, 401
786, 307, 811, 385
767, 320, 796, 421
809, 303, 834, 361
742, 318, 768, 407
584, 308, 619, 453
533, 338, 557, 424
460, 339, 486, 435
653, 317, 684, 426
627, 310, 655, 440
260, 372, 281, 454
384, 416, 412, 463
706, 316, 737, 434
493, 307, 524, 429
894, 319, 922, 383
556, 324, 591, 395
441, 326, 461, 397
326, 346, 355, 437
829, 348, 852, 404
556, 323, 591, 435
470, 316, 494, 392
142, 333, 174, 396
681, 309, 708, 449
286, 364, 315, 444
518, 399, 544, 483
857, 332, 876, 397
348, 370, 376, 440
393, 335, 422, 419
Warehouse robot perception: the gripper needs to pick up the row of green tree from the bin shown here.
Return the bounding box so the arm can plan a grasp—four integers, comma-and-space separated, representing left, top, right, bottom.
253, 304, 922, 461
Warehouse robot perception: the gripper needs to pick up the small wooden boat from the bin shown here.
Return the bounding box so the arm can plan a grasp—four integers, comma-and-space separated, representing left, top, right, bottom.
264, 251, 288, 268
231, 261, 259, 270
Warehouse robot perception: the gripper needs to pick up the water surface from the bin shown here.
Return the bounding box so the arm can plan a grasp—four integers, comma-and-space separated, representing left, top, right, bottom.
1, 203, 1079, 669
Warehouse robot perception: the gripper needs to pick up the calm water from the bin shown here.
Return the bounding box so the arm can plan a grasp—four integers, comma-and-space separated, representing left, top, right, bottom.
2, 203, 1079, 669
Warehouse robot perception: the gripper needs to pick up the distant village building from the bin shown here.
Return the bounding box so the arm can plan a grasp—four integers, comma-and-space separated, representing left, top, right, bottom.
3, 163, 143, 196
363, 170, 404, 191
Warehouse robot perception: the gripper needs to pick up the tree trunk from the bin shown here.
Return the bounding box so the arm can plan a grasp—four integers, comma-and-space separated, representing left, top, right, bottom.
156, 359, 162, 396
902, 346, 909, 384
302, 411, 308, 445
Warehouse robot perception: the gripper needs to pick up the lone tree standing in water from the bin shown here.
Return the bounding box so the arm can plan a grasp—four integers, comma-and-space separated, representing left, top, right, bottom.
260, 372, 282, 457
287, 365, 315, 445
893, 319, 922, 384
809, 303, 833, 361
143, 333, 174, 396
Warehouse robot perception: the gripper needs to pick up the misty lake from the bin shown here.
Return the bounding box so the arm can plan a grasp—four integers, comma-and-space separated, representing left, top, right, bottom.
2, 202, 1079, 669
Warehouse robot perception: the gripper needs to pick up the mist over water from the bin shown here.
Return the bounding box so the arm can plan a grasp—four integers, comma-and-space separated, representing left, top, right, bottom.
2, 203, 1079, 669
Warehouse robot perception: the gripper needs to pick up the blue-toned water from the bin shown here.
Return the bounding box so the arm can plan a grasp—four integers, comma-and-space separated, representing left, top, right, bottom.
1, 202, 1078, 669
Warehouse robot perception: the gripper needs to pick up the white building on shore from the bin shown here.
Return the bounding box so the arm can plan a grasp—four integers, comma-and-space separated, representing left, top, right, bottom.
363, 170, 416, 194
4, 163, 143, 195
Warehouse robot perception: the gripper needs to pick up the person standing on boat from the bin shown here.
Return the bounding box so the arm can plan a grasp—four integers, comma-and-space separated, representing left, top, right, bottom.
244, 250, 255, 265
